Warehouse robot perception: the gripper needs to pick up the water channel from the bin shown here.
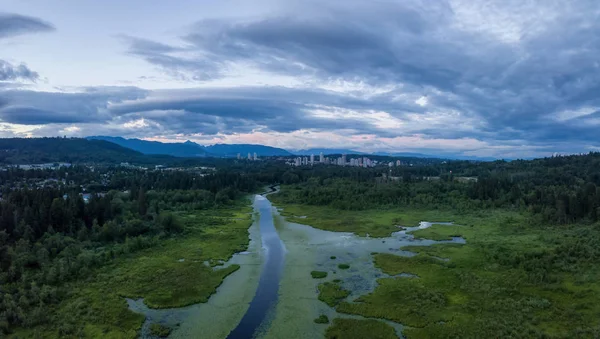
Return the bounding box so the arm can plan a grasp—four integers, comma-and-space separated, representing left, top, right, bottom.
128, 191, 465, 338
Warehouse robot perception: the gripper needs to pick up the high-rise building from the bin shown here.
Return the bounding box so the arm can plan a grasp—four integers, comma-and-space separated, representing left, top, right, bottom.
319, 152, 324, 163
248, 153, 252, 160
396, 160, 401, 166
295, 157, 301, 166
253, 152, 257, 161
341, 154, 347, 166
388, 162, 394, 167
310, 154, 314, 165
237, 153, 241, 160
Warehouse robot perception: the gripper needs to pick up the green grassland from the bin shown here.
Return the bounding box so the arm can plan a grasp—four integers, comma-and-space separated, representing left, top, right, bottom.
11, 202, 254, 339
274, 196, 600, 338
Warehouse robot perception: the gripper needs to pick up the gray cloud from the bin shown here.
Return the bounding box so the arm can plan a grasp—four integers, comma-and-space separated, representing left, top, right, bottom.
0, 13, 55, 39
0, 60, 39, 82
117, 0, 600, 147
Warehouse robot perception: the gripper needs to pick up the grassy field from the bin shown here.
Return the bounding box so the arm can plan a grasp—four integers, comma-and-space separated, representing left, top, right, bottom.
273, 194, 600, 338
270, 195, 462, 237
11, 201, 254, 338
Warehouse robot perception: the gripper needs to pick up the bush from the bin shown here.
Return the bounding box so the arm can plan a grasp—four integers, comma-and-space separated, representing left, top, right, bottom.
314, 314, 330, 324
338, 264, 350, 270
159, 213, 183, 234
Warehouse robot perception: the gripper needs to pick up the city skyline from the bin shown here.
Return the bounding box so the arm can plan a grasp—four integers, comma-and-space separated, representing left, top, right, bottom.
1, 0, 599, 158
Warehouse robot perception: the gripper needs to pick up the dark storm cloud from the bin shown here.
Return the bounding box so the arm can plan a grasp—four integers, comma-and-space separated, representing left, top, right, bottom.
0, 60, 39, 82
0, 13, 55, 39
117, 0, 600, 146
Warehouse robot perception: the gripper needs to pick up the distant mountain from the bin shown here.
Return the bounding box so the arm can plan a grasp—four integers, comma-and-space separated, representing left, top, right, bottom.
0, 137, 145, 164
88, 136, 210, 157
293, 148, 365, 156
205, 144, 293, 157
89, 136, 292, 157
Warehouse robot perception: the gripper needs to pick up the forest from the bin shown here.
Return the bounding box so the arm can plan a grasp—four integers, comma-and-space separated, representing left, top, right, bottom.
0, 164, 273, 336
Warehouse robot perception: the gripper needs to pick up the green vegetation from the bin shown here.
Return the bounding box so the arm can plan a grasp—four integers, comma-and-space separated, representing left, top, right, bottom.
334, 213, 600, 338
317, 282, 351, 307
337, 264, 350, 270
149, 323, 172, 337
314, 315, 330, 324
330, 256, 336, 259
9, 203, 253, 338
311, 271, 328, 279
325, 318, 397, 339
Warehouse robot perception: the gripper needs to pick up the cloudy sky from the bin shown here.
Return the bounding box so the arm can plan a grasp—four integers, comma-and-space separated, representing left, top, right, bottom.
1, 0, 599, 158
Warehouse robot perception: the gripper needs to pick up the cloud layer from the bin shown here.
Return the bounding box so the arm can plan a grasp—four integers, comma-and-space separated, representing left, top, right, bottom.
1, 1, 599, 158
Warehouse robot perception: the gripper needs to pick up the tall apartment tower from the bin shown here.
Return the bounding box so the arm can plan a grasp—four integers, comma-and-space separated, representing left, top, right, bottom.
319, 152, 324, 163
310, 154, 314, 165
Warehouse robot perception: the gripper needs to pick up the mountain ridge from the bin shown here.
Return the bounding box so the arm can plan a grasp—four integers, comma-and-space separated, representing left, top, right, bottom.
87, 136, 502, 161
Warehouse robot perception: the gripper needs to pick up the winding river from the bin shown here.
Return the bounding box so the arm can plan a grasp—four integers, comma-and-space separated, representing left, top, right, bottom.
227, 195, 285, 338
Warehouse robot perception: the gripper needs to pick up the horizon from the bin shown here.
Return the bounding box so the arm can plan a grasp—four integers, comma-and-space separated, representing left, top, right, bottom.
1, 0, 600, 158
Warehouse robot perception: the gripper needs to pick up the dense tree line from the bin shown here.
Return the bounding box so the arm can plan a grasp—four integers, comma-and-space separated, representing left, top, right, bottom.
275, 153, 600, 224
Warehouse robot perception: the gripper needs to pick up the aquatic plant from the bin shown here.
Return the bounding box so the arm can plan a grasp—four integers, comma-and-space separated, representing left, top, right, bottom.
150, 323, 172, 337
311, 271, 328, 279
314, 315, 330, 324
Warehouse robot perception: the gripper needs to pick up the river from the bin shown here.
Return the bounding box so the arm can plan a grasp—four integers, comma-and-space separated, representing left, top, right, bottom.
128, 192, 464, 338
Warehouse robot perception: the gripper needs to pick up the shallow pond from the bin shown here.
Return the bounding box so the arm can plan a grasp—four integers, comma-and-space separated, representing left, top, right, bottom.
128, 194, 464, 338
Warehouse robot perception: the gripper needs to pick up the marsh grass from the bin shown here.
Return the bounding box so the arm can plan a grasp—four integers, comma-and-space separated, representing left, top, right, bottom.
274, 195, 600, 337
325, 318, 397, 339
318, 282, 351, 307
334, 212, 600, 338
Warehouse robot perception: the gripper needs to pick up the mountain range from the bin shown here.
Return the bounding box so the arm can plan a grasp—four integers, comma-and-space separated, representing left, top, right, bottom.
87, 136, 498, 161
87, 136, 294, 158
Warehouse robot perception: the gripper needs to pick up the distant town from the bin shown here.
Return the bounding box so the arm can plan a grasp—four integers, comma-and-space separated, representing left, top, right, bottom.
286, 153, 409, 168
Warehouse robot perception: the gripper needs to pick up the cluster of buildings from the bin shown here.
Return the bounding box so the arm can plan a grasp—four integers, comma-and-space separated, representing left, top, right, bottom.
289, 153, 406, 168
237, 153, 259, 161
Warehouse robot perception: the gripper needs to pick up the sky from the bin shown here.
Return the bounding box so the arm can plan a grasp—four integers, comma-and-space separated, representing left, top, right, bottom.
1, 0, 599, 159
